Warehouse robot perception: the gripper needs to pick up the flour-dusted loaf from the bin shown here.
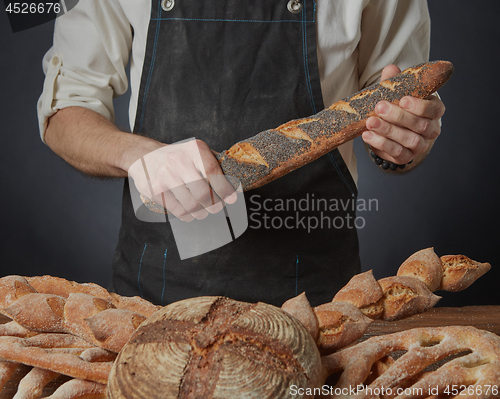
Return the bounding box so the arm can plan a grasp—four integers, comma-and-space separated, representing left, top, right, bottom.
108, 296, 323, 399
397, 247, 443, 291
313, 301, 373, 355
217, 61, 454, 191
378, 276, 441, 321
320, 326, 500, 398
439, 254, 491, 292
332, 270, 384, 319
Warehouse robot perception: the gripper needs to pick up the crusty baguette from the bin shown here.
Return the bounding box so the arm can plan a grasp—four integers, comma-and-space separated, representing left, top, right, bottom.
397, 247, 443, 291
313, 301, 372, 355
217, 60, 454, 191
25, 275, 160, 317
279, 249, 489, 352
332, 270, 384, 319
0, 336, 112, 384
378, 276, 441, 321
3, 293, 146, 353
14, 367, 60, 399
439, 254, 491, 292
45, 378, 107, 399
281, 292, 319, 342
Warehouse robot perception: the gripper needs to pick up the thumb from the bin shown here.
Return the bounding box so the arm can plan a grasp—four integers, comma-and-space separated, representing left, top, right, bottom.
380, 64, 401, 82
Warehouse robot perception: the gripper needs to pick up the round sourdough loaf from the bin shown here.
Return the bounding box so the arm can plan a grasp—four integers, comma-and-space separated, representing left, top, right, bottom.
108, 296, 323, 399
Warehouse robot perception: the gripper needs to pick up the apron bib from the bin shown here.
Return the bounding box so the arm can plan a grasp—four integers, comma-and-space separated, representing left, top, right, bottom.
112, 0, 361, 307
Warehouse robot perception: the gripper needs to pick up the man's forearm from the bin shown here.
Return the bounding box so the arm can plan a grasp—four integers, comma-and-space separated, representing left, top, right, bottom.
44, 106, 164, 177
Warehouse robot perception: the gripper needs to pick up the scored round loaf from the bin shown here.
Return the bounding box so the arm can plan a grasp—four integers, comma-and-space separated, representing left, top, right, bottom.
217, 61, 454, 191
108, 296, 323, 399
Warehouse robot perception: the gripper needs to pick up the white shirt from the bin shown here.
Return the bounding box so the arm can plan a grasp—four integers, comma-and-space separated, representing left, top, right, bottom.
37, 0, 431, 184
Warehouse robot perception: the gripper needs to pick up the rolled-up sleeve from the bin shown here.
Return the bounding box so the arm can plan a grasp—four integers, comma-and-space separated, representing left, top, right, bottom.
358, 0, 431, 88
37, 0, 132, 142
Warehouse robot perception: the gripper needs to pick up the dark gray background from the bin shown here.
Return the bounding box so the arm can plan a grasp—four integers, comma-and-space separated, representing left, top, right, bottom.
1, 1, 498, 306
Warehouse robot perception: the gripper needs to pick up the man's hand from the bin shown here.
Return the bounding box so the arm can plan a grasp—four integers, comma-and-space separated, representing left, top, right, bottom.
129, 139, 237, 222
362, 64, 446, 169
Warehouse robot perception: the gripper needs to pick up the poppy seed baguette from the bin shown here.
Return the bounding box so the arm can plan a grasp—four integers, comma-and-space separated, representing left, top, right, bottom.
217, 60, 454, 191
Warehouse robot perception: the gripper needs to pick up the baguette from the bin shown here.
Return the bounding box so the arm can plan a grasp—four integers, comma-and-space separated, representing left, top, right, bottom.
0, 336, 113, 384
377, 276, 441, 321
439, 254, 491, 292
25, 275, 160, 317
3, 292, 146, 353
332, 270, 384, 319
397, 247, 443, 291
217, 60, 454, 191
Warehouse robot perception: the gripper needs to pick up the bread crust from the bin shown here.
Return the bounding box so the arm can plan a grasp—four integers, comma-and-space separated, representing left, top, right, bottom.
378, 276, 441, 321
321, 326, 500, 397
397, 247, 443, 291
332, 270, 384, 319
440, 254, 492, 292
313, 301, 372, 355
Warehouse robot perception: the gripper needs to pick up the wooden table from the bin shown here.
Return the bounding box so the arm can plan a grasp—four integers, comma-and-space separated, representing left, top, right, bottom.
1, 306, 499, 398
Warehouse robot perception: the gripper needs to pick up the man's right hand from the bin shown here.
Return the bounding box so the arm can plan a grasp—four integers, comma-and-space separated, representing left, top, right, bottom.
128, 139, 238, 222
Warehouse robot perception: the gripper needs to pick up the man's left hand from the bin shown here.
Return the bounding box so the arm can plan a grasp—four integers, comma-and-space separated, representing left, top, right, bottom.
362, 64, 446, 167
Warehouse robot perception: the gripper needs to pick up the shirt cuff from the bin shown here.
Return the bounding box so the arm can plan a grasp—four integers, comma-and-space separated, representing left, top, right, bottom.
37, 52, 115, 143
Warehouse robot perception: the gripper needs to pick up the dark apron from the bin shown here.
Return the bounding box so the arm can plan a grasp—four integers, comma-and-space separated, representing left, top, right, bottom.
111, 0, 360, 307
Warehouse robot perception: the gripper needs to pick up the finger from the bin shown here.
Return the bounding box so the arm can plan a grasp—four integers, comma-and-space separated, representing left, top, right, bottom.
170, 184, 210, 220
155, 190, 195, 222
199, 155, 238, 205
399, 95, 446, 120
366, 116, 428, 155
185, 178, 224, 214
373, 102, 438, 141
380, 64, 401, 81
362, 130, 413, 165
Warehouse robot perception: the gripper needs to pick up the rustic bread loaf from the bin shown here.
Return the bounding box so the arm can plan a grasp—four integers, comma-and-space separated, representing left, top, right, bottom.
281, 292, 319, 342
313, 301, 373, 355
332, 270, 384, 319
397, 247, 443, 291
321, 326, 500, 398
378, 276, 441, 321
0, 335, 113, 384
440, 254, 491, 292
25, 275, 160, 317
2, 292, 146, 353
217, 61, 454, 191
108, 296, 323, 399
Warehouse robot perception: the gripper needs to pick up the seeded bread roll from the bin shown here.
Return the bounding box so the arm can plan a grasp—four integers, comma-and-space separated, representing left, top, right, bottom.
217, 61, 454, 191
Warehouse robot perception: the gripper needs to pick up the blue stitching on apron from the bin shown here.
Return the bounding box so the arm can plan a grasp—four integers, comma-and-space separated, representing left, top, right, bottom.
161, 248, 168, 306
137, 1, 163, 133
150, 18, 313, 23
138, 243, 148, 298
301, 0, 316, 114
327, 152, 355, 197
295, 255, 299, 296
